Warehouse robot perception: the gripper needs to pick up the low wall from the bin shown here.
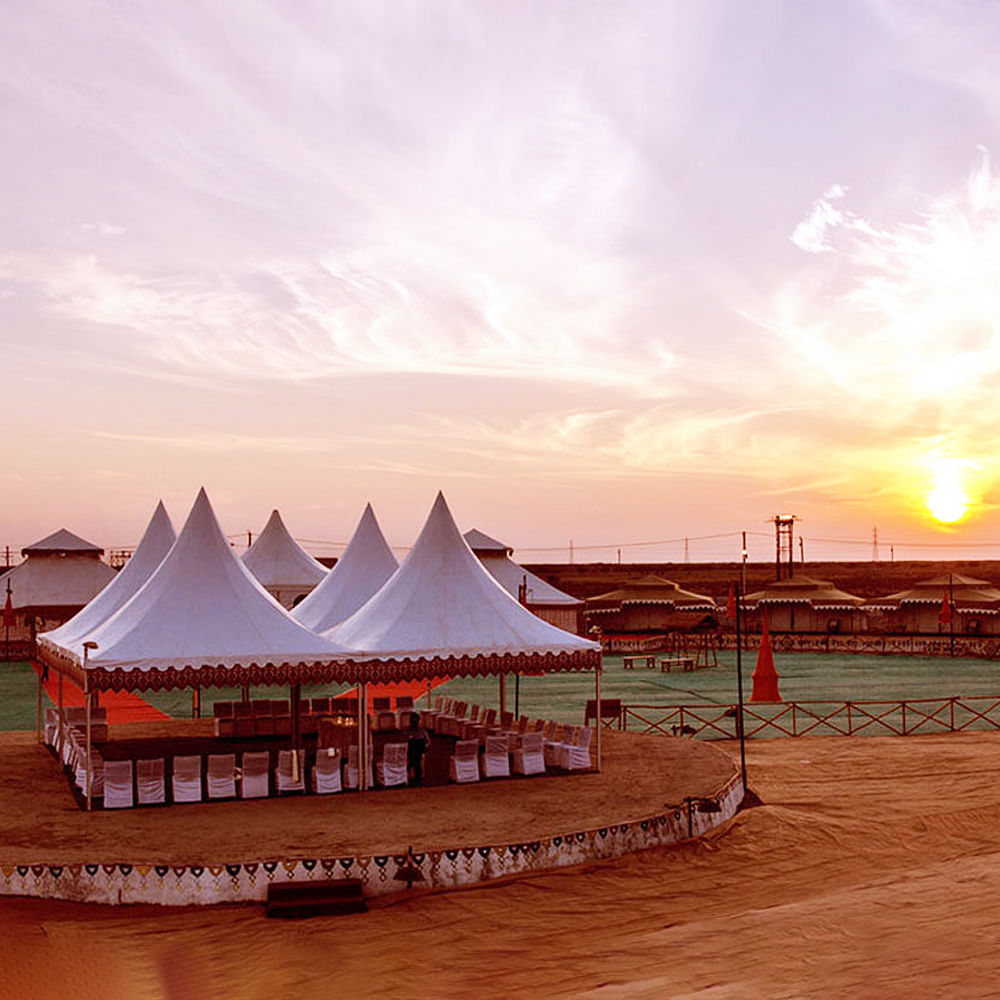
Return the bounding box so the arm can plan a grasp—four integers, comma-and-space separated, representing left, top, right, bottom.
0, 773, 743, 907
720, 633, 1000, 659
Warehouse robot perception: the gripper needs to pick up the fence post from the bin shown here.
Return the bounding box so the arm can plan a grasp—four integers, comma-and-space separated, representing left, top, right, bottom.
847, 701, 852, 736
792, 702, 797, 737
679, 705, 685, 736
950, 697, 955, 733
901, 701, 907, 736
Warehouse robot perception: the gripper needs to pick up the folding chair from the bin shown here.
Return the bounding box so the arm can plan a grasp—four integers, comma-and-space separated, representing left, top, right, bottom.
513, 732, 545, 775
172, 755, 203, 803
103, 760, 134, 809
311, 696, 332, 715
252, 700, 274, 737
273, 700, 292, 736
312, 749, 343, 794
241, 751, 270, 798
213, 701, 235, 737
377, 743, 408, 787
207, 753, 237, 799
275, 749, 305, 794
449, 740, 481, 783
344, 744, 372, 790
137, 758, 166, 805
480, 735, 510, 779
233, 702, 254, 738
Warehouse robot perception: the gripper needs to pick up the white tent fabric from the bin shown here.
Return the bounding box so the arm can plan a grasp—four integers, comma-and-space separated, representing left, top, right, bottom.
242, 509, 327, 599
328, 493, 600, 662
464, 528, 582, 608
38, 488, 350, 689
43, 501, 176, 650
292, 503, 398, 633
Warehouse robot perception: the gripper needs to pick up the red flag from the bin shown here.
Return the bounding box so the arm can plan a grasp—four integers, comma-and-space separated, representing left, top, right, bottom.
751, 608, 781, 703
726, 584, 737, 619
938, 594, 952, 625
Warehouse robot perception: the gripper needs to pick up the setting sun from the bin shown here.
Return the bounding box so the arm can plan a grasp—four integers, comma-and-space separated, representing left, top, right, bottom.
927, 459, 970, 524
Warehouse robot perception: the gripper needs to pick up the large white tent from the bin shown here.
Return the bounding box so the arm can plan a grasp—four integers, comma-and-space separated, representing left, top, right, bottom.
42, 500, 176, 651
292, 503, 398, 633
241, 509, 328, 608
329, 493, 600, 680
38, 488, 353, 692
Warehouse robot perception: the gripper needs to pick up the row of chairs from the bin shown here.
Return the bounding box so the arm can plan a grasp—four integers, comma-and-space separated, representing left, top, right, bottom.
448, 732, 546, 782
423, 698, 594, 771
212, 695, 418, 738
45, 707, 109, 757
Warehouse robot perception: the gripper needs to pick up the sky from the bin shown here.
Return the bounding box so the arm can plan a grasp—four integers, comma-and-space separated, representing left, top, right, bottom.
4, 0, 1000, 564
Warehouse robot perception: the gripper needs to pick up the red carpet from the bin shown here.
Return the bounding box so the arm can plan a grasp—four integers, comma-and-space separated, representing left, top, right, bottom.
32, 663, 169, 723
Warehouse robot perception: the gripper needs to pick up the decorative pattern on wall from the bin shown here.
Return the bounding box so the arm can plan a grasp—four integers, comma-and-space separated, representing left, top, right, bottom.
0, 774, 743, 907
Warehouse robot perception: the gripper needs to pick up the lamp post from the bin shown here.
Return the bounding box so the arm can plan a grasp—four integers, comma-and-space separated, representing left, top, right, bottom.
733, 584, 747, 795
83, 641, 98, 812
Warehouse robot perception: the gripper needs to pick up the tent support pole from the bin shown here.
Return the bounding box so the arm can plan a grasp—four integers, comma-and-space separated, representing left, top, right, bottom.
499, 672, 506, 717
595, 657, 602, 773
192, 685, 200, 719
84, 674, 92, 813
36, 660, 42, 743
358, 681, 370, 792
58, 670, 63, 712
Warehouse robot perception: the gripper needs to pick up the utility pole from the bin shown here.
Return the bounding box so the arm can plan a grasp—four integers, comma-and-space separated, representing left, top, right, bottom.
872, 526, 879, 563
740, 532, 748, 596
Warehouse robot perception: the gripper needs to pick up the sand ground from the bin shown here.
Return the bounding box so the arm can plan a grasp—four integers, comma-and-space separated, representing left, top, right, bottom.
6, 730, 1000, 999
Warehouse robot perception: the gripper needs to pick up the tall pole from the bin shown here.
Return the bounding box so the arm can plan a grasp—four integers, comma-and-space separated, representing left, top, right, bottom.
83, 641, 98, 813
734, 583, 747, 793
741, 532, 747, 597
595, 656, 602, 772
949, 573, 955, 659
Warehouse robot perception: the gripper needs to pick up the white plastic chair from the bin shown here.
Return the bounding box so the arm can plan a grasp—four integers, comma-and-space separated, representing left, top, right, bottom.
137, 758, 166, 805
312, 749, 343, 794
344, 744, 373, 789
377, 743, 408, 787
275, 749, 305, 794
481, 735, 510, 779
207, 753, 237, 799
449, 740, 481, 783
241, 751, 271, 798
557, 726, 594, 770
513, 732, 546, 775
171, 755, 203, 803
103, 759, 134, 809
44, 708, 59, 746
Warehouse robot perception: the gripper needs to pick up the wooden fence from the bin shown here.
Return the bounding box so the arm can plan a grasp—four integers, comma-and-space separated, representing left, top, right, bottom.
615, 696, 1000, 740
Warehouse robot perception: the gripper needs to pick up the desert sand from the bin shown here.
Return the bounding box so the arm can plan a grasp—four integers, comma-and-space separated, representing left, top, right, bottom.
6, 730, 1000, 998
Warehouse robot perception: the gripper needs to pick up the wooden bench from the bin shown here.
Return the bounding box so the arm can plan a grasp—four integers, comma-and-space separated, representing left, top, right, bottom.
623, 655, 656, 670
659, 657, 695, 672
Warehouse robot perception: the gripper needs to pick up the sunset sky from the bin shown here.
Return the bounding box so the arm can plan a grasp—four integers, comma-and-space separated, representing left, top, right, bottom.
4, 1, 1000, 563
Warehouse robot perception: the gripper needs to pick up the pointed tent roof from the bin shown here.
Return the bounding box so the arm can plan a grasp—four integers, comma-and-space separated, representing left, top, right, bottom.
587, 575, 716, 613
866, 573, 1000, 610
42, 501, 176, 649
22, 528, 104, 557
242, 509, 328, 590
38, 489, 352, 691
328, 493, 599, 676
292, 503, 398, 633
743, 575, 865, 609
464, 528, 582, 608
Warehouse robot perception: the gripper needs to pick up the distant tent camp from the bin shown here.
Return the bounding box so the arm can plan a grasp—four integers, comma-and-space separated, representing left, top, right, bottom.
292, 503, 399, 633
865, 574, 1000, 636
583, 575, 716, 635
1, 527, 117, 641
242, 509, 328, 609
464, 528, 584, 634
742, 576, 864, 634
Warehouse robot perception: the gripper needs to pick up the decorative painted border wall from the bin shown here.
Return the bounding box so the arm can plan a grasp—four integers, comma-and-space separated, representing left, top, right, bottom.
0, 773, 742, 907
720, 634, 1000, 659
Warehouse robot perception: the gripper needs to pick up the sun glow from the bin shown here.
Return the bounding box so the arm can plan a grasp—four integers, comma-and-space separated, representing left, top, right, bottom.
926, 458, 970, 524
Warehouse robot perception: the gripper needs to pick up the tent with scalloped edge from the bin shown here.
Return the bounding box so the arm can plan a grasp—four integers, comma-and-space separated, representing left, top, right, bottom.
37, 488, 354, 693
242, 509, 328, 609
292, 503, 398, 633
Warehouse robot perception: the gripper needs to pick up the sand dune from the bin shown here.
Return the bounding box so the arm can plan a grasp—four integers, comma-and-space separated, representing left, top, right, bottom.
6, 732, 1000, 998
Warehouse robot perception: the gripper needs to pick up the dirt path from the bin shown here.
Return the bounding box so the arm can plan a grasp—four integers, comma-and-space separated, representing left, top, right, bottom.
7, 732, 1000, 998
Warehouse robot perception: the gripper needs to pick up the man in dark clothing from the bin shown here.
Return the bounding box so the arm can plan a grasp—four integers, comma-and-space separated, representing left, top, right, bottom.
406, 712, 430, 785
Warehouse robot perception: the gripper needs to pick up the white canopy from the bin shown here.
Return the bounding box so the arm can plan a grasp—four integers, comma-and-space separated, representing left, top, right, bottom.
42, 500, 176, 649
328, 493, 599, 676
464, 528, 583, 608
38, 488, 352, 691
242, 509, 327, 595
292, 503, 398, 633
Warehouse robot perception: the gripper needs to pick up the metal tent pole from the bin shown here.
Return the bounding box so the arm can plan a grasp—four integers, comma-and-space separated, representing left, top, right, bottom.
595, 656, 602, 772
